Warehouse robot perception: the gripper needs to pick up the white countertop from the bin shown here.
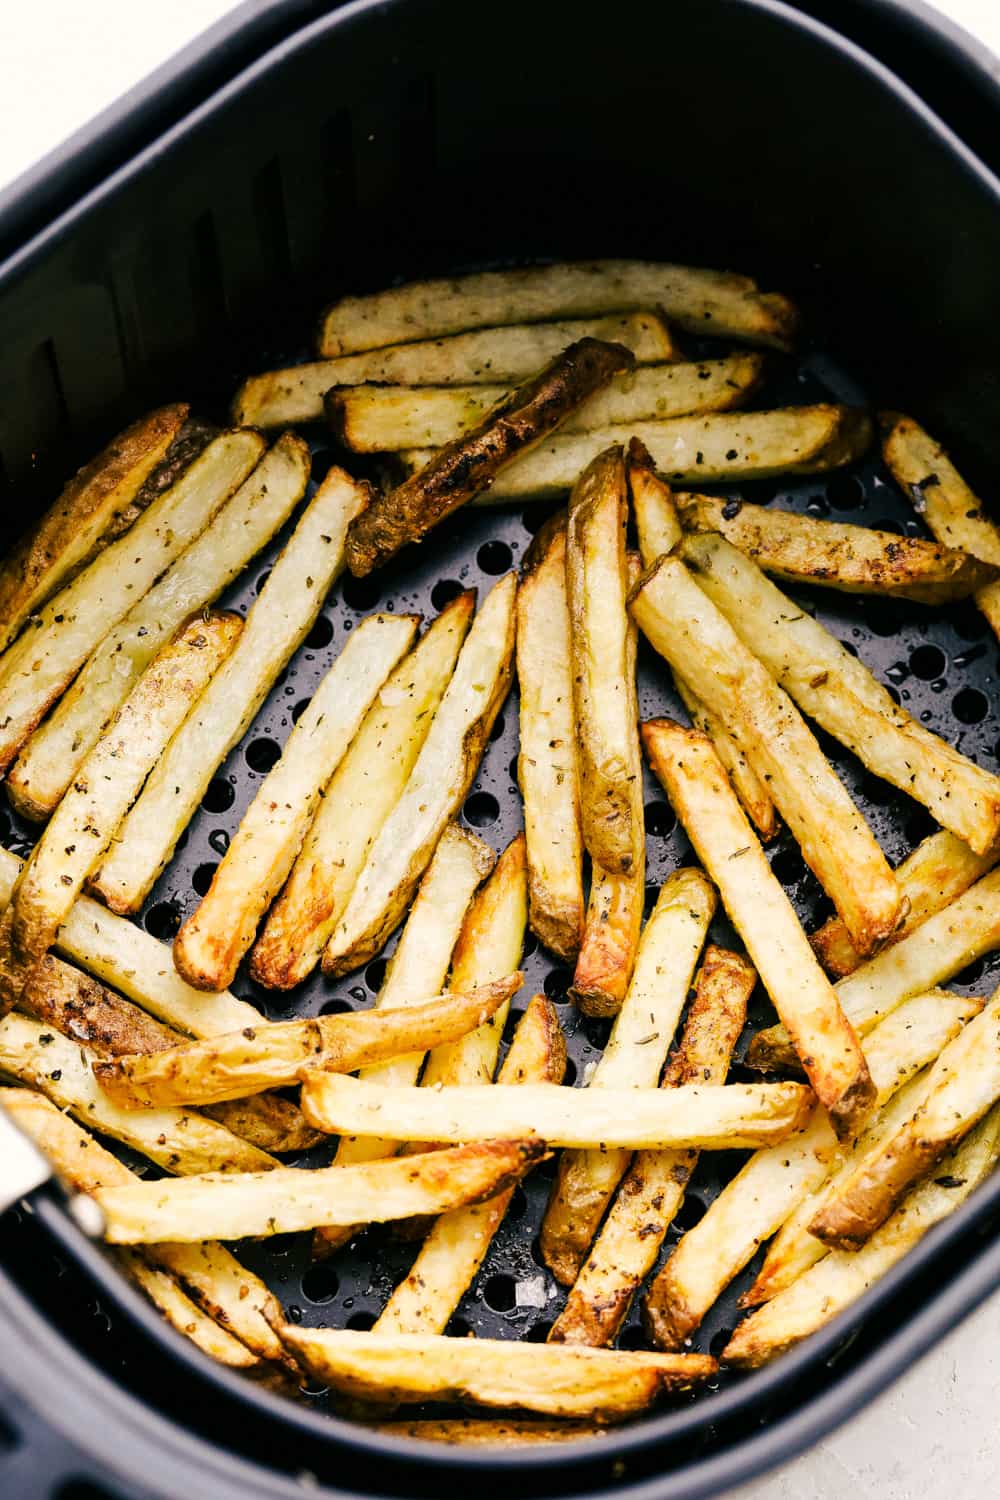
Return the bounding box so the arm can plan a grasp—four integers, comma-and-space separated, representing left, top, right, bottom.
2, 4, 999, 1497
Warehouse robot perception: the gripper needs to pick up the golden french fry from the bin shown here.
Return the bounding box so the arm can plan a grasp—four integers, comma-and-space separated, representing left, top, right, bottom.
368, 1418, 608, 1446
116, 1249, 261, 1369
570, 862, 645, 1019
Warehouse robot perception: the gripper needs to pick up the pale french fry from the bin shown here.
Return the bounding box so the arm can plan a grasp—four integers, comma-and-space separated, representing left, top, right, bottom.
632, 559, 901, 956
376, 995, 564, 1334
641, 719, 874, 1139
811, 831, 999, 978
317, 259, 797, 355
0, 405, 188, 652
550, 947, 752, 1347
541, 869, 716, 1286
98, 1139, 545, 1244
251, 593, 474, 989
516, 519, 585, 962
0, 612, 242, 1009
683, 532, 1000, 853
94, 976, 520, 1108
116, 1249, 261, 1369
677, 494, 997, 603
401, 406, 873, 501
234, 312, 681, 427
627, 437, 682, 566
0, 428, 263, 773
9, 432, 311, 820
724, 1103, 1000, 1368
369, 1419, 608, 1446
89, 466, 366, 914
345, 340, 632, 576
322, 575, 516, 976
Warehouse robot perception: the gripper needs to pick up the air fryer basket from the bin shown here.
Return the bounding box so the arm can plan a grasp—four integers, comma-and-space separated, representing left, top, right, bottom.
0, 1, 999, 1497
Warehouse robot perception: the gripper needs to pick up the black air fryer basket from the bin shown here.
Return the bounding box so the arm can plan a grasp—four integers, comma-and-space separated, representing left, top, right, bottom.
1, 2, 999, 1497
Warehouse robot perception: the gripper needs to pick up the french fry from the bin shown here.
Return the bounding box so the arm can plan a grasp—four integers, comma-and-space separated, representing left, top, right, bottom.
172, 613, 418, 992
344, 339, 632, 575
749, 866, 1000, 1071
89, 466, 366, 915
641, 719, 875, 1139
811, 830, 999, 978
280, 1326, 716, 1420
516, 519, 585, 961
9, 432, 310, 820
322, 574, 516, 976
627, 437, 682, 566
724, 1103, 1000, 1368
571, 862, 645, 1019
376, 995, 565, 1334
683, 532, 1000, 853
632, 560, 901, 956
97, 1139, 545, 1244
116, 1249, 261, 1369
0, 428, 263, 773
400, 406, 873, 501
541, 869, 716, 1286
327, 355, 764, 452
234, 312, 681, 427
673, 677, 777, 841
94, 976, 520, 1108
369, 1419, 607, 1446
550, 947, 752, 1347
0, 612, 242, 1009
0, 405, 188, 652
316, 259, 797, 355
677, 494, 997, 603
251, 593, 474, 989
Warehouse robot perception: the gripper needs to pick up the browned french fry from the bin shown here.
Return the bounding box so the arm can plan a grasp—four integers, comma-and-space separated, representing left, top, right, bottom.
368, 1418, 608, 1446
116, 1249, 262, 1369
673, 676, 778, 842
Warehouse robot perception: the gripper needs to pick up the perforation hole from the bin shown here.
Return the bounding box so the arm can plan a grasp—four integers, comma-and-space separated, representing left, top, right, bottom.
192, 863, 217, 897
826, 474, 865, 510
304, 616, 334, 651
431, 578, 464, 610
673, 1194, 707, 1232
365, 958, 388, 993
245, 738, 281, 774
201, 777, 235, 813
477, 540, 512, 575
543, 967, 573, 1003
144, 902, 182, 940
464, 790, 499, 826
952, 687, 988, 724
320, 997, 353, 1015
208, 829, 230, 856
341, 573, 382, 612
484, 1273, 518, 1311
910, 644, 946, 680
345, 1310, 376, 1331
301, 1265, 339, 1304
644, 800, 676, 838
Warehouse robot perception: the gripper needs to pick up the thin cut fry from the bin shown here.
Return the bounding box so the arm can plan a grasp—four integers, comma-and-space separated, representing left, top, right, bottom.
369, 1419, 608, 1446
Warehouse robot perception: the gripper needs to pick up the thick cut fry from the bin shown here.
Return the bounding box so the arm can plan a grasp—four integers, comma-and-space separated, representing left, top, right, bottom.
541, 870, 716, 1285
345, 339, 632, 575
0, 613, 242, 1009
94, 976, 520, 1108
89, 466, 366, 914
0, 1014, 275, 1175
641, 720, 874, 1139
370, 1419, 607, 1446
724, 1104, 1000, 1368
10, 433, 311, 820
677, 494, 997, 603
749, 867, 1000, 1071
98, 1139, 544, 1244
0, 405, 189, 652
516, 520, 584, 961
322, 575, 516, 976
235, 312, 680, 427
251, 594, 474, 989
377, 995, 564, 1334
328, 356, 764, 452
0, 429, 263, 773
811, 831, 1000, 978
628, 438, 682, 565
401, 407, 873, 501
633, 560, 900, 956
282, 1325, 716, 1420
116, 1249, 261, 1369
550, 947, 752, 1347
317, 259, 796, 355
684, 532, 1000, 853
571, 863, 645, 1018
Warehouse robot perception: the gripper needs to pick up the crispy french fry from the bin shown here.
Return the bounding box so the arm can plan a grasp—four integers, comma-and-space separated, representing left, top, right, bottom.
632, 559, 900, 956
627, 436, 682, 565
9, 433, 310, 820
116, 1249, 261, 1369
550, 946, 752, 1347
684, 532, 1000, 853
811, 830, 1000, 978
516, 519, 585, 962
673, 676, 777, 841
541, 869, 716, 1285
251, 593, 474, 989
0, 428, 263, 773
317, 259, 796, 355
0, 405, 189, 652
322, 575, 516, 976
98, 1139, 544, 1244
369, 1418, 608, 1446
377, 995, 564, 1334
94, 976, 520, 1108
89, 466, 366, 914
724, 1103, 1000, 1368
571, 862, 645, 1019
345, 339, 632, 575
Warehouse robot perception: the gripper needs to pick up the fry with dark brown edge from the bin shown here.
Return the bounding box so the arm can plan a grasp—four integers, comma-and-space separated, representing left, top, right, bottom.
344, 338, 633, 576
368, 1419, 607, 1446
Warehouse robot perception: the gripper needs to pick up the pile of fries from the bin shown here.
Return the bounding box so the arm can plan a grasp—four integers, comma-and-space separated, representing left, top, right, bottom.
1, 258, 999, 1440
